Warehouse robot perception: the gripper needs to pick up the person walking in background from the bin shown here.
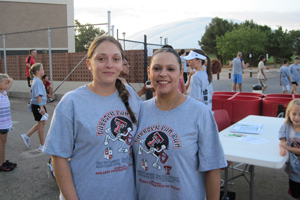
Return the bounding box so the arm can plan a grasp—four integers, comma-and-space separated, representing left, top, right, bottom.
280, 59, 292, 94
21, 63, 48, 151
257, 55, 268, 94
25, 49, 37, 88
279, 99, 300, 200
184, 49, 213, 110
0, 74, 16, 172
43, 36, 141, 200
230, 52, 249, 92
290, 56, 300, 94
42, 75, 54, 102
133, 47, 226, 200
179, 49, 188, 83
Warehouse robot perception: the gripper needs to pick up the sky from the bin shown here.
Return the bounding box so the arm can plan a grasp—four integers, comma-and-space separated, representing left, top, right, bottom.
74, 0, 300, 39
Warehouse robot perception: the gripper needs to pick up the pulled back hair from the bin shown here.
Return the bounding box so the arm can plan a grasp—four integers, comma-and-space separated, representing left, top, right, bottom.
87, 35, 137, 123
192, 49, 212, 83
283, 59, 288, 64
285, 99, 300, 125
30, 63, 43, 80
151, 48, 182, 70
0, 73, 9, 82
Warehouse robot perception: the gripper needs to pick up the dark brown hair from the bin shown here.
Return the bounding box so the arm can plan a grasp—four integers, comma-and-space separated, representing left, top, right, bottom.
192, 49, 212, 83
151, 48, 182, 70
87, 36, 137, 123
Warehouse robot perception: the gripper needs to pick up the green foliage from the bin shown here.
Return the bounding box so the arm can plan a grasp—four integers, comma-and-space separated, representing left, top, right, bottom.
75, 20, 106, 52
289, 30, 300, 56
265, 26, 294, 67
199, 17, 235, 64
216, 26, 267, 66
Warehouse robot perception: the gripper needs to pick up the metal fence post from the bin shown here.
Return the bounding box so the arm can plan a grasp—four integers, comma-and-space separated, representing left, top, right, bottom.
228, 69, 231, 79
3, 34, 7, 74
144, 35, 147, 83
217, 73, 220, 80
48, 28, 53, 86
250, 68, 252, 77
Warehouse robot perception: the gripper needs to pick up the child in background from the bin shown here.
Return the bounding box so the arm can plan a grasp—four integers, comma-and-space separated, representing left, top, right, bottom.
21, 63, 48, 151
0, 74, 16, 171
280, 59, 292, 94
42, 75, 54, 102
279, 99, 300, 200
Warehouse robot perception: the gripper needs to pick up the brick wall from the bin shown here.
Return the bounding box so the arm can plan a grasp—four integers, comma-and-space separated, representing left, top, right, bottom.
0, 50, 153, 83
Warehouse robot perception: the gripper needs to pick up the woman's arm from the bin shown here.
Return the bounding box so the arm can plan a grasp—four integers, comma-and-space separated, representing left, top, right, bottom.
205, 169, 221, 200
52, 155, 79, 200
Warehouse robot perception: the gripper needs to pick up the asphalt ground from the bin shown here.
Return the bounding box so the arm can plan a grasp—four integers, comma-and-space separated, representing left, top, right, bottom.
0, 67, 296, 200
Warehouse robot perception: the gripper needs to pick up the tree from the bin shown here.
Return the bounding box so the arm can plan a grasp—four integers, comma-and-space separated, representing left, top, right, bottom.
75, 20, 106, 52
216, 26, 267, 66
265, 27, 294, 67
289, 30, 300, 56
199, 17, 235, 65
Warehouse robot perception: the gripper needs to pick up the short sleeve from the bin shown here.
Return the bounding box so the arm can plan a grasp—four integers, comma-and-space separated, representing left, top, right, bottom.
278, 123, 288, 140
43, 95, 75, 158
197, 107, 227, 171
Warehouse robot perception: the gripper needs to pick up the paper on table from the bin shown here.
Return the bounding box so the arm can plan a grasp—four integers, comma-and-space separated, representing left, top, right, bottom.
237, 135, 270, 145
230, 122, 263, 134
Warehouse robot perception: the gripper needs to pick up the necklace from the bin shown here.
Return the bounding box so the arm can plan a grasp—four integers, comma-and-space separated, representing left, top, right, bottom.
156, 93, 180, 125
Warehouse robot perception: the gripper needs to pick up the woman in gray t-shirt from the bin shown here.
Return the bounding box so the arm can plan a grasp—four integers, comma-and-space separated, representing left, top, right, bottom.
133, 48, 227, 200
44, 36, 141, 200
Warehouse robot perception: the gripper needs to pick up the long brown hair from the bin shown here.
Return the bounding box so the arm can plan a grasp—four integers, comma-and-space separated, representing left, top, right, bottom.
192, 49, 212, 83
87, 36, 137, 123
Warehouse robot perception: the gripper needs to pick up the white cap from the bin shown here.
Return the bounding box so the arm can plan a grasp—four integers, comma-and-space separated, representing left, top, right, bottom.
184, 50, 206, 60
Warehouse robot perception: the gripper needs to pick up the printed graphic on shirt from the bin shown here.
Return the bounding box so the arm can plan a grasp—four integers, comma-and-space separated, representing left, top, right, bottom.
104, 116, 133, 153
95, 110, 136, 175
290, 138, 300, 165
138, 131, 169, 170
135, 124, 182, 171
135, 125, 184, 191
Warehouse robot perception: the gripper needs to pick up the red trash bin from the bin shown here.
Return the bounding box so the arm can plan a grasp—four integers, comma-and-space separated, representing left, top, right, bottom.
262, 97, 293, 117
212, 95, 232, 110
235, 92, 264, 98
227, 96, 262, 123
213, 91, 237, 96
264, 94, 293, 98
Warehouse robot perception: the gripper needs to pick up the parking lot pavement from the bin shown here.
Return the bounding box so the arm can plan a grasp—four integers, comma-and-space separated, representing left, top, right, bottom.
1, 68, 295, 199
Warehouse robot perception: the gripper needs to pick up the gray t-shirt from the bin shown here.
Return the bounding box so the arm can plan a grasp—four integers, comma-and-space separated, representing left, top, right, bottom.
43, 85, 141, 200
280, 65, 291, 86
30, 76, 47, 105
278, 123, 300, 183
180, 56, 187, 72
232, 57, 243, 75
289, 64, 300, 83
133, 97, 227, 200
187, 70, 211, 110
